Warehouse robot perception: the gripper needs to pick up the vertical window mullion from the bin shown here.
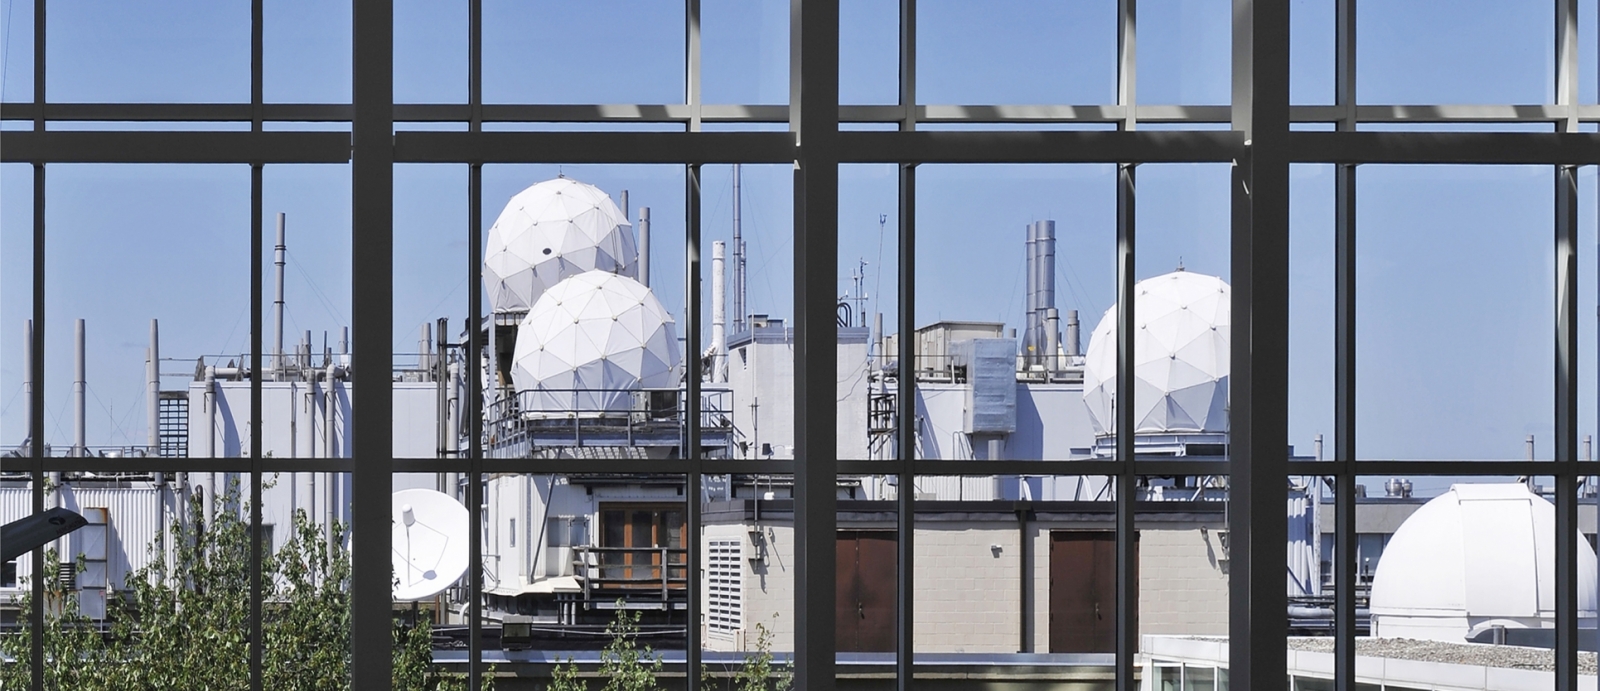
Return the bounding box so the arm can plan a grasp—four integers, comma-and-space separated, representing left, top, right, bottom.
1554, 162, 1581, 688
685, 162, 704, 691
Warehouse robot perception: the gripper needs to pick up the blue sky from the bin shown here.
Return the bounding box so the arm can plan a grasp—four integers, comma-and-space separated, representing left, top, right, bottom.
0, 0, 1597, 477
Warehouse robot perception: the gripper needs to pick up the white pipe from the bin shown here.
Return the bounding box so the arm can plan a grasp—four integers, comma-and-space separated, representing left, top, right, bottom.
874, 312, 884, 369
1045, 308, 1060, 374
420, 322, 432, 371
446, 360, 461, 457
639, 207, 652, 288
325, 363, 338, 459
201, 365, 217, 522
325, 363, 338, 546
711, 240, 727, 383
22, 320, 31, 449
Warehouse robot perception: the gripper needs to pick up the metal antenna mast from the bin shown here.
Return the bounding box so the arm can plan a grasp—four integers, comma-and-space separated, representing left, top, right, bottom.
732, 164, 746, 334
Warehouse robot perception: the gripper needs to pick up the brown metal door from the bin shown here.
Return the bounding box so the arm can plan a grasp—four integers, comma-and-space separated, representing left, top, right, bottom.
836, 531, 897, 653
1049, 531, 1131, 653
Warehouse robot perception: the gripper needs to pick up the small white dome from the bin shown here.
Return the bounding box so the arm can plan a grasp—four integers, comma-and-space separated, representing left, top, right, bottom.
484, 177, 637, 312
510, 271, 679, 415
1370, 483, 1598, 642
1081, 270, 1230, 437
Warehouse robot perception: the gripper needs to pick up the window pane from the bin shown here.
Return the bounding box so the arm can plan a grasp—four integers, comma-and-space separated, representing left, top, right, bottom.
1, 164, 31, 450
264, 471, 352, 687
1290, 165, 1336, 461
264, 0, 351, 104
838, 164, 898, 461
46, 165, 249, 456
702, 472, 794, 688
482, 1, 684, 105
1290, 0, 1335, 106
699, 164, 794, 462
395, 0, 468, 104
394, 164, 467, 459
1356, 166, 1552, 461
1357, 0, 1553, 104
916, 164, 1116, 461
917, 0, 1117, 105
259, 164, 352, 460
481, 472, 686, 690
839, 0, 899, 106
1130, 164, 1232, 461
702, 0, 789, 105
1137, 0, 1232, 105
1138, 475, 1230, 639
481, 165, 686, 456
47, 1, 249, 103
0, 0, 35, 104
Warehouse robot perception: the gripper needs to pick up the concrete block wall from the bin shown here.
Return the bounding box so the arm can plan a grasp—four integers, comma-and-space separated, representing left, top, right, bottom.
1135, 523, 1229, 637
912, 523, 1021, 653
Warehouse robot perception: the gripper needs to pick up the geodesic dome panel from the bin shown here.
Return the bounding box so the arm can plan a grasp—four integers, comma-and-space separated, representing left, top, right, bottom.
510, 271, 679, 415
1082, 270, 1230, 436
484, 177, 637, 312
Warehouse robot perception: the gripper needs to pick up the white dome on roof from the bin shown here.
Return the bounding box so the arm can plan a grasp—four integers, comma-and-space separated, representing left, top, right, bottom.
510, 271, 679, 415
484, 177, 637, 312
1081, 270, 1230, 437
1369, 483, 1598, 642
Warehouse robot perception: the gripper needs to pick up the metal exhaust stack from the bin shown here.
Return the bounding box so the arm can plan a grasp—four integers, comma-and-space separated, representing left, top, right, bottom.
74, 319, 87, 457
275, 213, 287, 378
732, 164, 745, 334
1039, 219, 1057, 368
1024, 222, 1038, 366
639, 207, 651, 289
1066, 308, 1081, 357
147, 319, 160, 454
712, 241, 727, 383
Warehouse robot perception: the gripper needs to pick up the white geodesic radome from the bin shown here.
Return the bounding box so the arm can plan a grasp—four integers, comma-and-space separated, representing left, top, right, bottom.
511, 270, 680, 415
1082, 270, 1230, 437
483, 177, 637, 312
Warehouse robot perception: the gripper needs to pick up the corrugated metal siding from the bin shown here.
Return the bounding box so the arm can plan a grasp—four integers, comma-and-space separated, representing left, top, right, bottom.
57, 485, 170, 592
0, 483, 172, 595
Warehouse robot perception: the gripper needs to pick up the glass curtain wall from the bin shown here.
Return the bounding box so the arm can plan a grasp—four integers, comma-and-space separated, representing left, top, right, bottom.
1, 1, 1594, 690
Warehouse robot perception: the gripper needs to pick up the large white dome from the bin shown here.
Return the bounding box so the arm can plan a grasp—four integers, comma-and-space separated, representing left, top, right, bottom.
484, 177, 638, 312
510, 271, 679, 415
1081, 270, 1229, 437
1369, 484, 1598, 642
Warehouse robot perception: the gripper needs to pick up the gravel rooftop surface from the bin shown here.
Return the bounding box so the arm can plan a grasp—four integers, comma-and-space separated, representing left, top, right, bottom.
1286, 637, 1599, 674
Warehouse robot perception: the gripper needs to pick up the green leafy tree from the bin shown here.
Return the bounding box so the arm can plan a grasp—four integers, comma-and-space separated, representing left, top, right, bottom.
702, 618, 792, 691
0, 479, 485, 690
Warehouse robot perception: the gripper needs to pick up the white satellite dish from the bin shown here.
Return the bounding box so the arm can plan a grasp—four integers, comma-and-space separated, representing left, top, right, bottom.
391, 488, 470, 601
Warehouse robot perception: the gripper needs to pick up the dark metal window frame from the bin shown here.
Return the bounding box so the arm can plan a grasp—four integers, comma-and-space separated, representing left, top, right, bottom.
3, 1, 1597, 690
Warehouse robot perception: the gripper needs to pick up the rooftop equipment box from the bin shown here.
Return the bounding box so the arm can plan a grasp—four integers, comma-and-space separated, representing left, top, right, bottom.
954, 338, 1017, 435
